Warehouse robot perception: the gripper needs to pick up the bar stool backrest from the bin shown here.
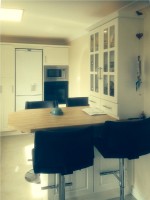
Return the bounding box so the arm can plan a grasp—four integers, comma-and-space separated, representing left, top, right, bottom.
25, 100, 58, 109
66, 97, 89, 107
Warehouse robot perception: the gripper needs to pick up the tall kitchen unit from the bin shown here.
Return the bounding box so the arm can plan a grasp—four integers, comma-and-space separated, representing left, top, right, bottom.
15, 48, 43, 111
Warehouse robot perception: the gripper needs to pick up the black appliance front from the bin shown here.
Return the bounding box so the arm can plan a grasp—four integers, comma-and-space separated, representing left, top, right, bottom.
44, 81, 68, 104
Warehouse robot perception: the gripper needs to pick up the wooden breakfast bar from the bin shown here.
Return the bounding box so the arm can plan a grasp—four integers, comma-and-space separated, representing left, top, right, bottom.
8, 106, 115, 133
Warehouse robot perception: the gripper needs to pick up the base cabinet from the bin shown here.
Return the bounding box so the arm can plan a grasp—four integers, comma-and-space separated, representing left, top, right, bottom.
44, 148, 125, 200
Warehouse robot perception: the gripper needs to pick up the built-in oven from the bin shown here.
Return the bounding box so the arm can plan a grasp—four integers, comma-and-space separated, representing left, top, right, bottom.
44, 81, 68, 104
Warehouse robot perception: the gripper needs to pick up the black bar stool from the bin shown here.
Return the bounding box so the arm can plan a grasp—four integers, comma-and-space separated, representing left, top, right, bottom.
25, 100, 58, 184
93, 117, 150, 200
33, 126, 94, 200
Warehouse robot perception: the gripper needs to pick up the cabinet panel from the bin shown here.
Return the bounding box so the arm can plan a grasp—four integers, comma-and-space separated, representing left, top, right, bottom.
0, 44, 15, 132
66, 167, 93, 197
94, 148, 119, 193
0, 44, 14, 77
89, 95, 101, 108
101, 99, 118, 118
44, 47, 68, 65
1, 77, 15, 131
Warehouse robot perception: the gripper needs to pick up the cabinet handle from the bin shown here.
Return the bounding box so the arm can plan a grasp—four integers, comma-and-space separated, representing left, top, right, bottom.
102, 105, 112, 110
89, 100, 96, 103
31, 83, 37, 91
0, 85, 2, 93
98, 67, 103, 80
12, 85, 14, 93
45, 55, 47, 63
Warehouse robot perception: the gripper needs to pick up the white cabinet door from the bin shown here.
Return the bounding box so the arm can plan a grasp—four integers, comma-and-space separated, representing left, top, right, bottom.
1, 77, 15, 131
16, 49, 43, 95
100, 20, 117, 103
94, 148, 119, 193
89, 28, 101, 101
65, 167, 93, 198
44, 47, 68, 65
0, 44, 15, 132
0, 44, 15, 77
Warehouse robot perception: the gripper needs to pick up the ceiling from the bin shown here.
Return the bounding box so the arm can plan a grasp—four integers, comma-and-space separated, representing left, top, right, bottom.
0, 0, 146, 44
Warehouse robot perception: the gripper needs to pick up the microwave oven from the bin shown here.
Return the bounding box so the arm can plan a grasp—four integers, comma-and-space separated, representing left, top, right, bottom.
44, 65, 68, 81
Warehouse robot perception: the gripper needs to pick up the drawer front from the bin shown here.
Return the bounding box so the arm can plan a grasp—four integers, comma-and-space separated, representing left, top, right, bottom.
101, 99, 118, 117
89, 96, 101, 108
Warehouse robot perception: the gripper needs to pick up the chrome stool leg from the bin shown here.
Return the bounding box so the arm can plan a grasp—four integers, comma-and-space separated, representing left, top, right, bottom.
59, 174, 65, 200
119, 159, 125, 200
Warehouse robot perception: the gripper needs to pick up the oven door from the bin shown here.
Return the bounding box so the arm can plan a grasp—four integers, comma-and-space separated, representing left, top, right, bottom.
44, 81, 68, 104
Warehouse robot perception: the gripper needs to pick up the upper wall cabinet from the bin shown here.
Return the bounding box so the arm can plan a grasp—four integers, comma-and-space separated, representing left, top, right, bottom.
43, 46, 69, 65
89, 13, 143, 119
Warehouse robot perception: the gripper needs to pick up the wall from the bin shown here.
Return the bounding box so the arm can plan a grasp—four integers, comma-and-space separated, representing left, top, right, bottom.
133, 6, 150, 200
68, 34, 90, 97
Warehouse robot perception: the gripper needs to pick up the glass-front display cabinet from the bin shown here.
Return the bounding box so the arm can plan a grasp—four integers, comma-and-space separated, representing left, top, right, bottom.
90, 31, 100, 98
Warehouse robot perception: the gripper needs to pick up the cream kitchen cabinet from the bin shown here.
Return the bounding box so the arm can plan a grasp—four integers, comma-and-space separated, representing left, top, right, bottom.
43, 46, 69, 65
89, 12, 143, 119
0, 44, 15, 132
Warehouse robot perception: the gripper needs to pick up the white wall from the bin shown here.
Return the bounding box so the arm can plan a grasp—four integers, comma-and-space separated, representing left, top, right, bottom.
69, 34, 90, 97
133, 6, 150, 200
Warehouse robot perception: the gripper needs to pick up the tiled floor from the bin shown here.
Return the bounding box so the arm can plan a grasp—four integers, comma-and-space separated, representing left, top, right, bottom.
110, 194, 137, 200
1, 134, 137, 200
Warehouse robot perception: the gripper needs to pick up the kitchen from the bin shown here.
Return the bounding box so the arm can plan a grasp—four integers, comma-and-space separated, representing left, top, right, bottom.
1, 1, 150, 200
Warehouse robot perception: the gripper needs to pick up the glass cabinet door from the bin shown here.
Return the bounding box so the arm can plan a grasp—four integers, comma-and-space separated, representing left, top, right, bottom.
102, 23, 116, 99
90, 31, 100, 95
104, 28, 108, 49
90, 55, 94, 72
90, 34, 94, 52
109, 25, 115, 48
95, 32, 99, 51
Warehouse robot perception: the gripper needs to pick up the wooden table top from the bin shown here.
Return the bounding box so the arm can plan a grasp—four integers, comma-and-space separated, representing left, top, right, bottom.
8, 106, 116, 133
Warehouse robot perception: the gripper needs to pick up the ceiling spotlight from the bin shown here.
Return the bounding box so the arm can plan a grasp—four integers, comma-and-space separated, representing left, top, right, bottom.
0, 8, 23, 22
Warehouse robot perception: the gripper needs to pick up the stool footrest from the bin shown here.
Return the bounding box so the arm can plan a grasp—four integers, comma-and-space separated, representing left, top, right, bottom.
41, 182, 72, 190
100, 170, 120, 181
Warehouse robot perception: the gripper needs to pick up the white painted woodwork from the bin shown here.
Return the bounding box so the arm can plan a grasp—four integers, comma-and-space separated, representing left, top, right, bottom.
89, 13, 143, 119
0, 44, 15, 131
43, 46, 69, 65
